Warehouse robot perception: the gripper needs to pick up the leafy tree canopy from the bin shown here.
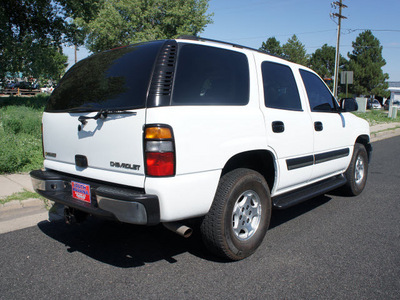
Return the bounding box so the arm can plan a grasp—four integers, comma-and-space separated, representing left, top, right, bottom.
260, 35, 308, 66
76, 0, 213, 53
0, 0, 98, 80
282, 35, 309, 66
259, 37, 283, 57
259, 32, 389, 97
347, 30, 389, 97
28, 45, 68, 81
309, 44, 347, 80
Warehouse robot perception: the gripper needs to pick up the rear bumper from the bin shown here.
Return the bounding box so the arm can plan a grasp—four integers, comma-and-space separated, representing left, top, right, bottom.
30, 169, 160, 225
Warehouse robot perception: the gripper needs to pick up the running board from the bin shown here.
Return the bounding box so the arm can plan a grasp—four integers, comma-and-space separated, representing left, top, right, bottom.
272, 175, 347, 209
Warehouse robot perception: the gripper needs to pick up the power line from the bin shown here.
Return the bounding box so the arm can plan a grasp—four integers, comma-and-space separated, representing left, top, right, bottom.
345, 28, 400, 33
220, 29, 337, 42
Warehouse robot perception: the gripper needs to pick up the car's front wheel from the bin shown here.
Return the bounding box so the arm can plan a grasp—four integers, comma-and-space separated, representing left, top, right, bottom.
200, 168, 271, 260
342, 143, 369, 196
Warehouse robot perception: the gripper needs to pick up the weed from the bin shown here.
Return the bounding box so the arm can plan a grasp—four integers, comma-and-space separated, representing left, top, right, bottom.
0, 189, 44, 205
0, 95, 46, 173
0, 94, 49, 109
353, 109, 400, 125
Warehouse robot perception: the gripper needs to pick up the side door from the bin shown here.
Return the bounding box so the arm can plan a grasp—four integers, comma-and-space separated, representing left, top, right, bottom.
299, 69, 353, 181
259, 60, 314, 195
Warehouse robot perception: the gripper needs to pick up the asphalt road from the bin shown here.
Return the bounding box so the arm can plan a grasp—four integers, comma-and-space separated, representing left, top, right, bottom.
1, 137, 399, 299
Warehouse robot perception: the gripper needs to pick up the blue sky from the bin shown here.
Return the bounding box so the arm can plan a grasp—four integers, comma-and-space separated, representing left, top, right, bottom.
64, 0, 400, 81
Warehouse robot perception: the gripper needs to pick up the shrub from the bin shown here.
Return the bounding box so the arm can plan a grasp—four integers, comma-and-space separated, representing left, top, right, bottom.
0, 94, 49, 109
0, 95, 46, 173
0, 131, 43, 173
1, 106, 43, 137
353, 109, 400, 125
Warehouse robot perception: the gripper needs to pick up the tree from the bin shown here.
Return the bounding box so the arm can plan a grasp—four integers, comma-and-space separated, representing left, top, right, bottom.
0, 0, 97, 80
347, 30, 389, 97
282, 35, 308, 66
76, 0, 213, 53
57, 0, 103, 46
27, 45, 68, 81
259, 37, 283, 56
309, 44, 347, 89
1, 1, 61, 77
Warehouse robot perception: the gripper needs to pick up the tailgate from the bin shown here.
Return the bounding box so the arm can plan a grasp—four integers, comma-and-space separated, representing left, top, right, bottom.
42, 110, 146, 187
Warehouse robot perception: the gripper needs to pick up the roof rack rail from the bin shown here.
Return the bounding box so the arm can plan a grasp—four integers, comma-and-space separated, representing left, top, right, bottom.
176, 35, 284, 59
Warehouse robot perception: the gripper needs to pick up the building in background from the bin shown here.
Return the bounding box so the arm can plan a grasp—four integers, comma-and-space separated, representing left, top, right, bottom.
388, 82, 400, 101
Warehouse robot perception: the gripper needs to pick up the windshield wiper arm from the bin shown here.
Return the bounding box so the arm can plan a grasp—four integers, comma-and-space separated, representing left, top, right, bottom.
78, 109, 136, 124
78, 109, 137, 130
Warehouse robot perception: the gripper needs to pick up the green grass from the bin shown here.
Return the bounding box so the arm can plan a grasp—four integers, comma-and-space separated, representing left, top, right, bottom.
0, 189, 50, 208
353, 109, 400, 126
0, 189, 44, 205
0, 94, 49, 109
0, 95, 48, 174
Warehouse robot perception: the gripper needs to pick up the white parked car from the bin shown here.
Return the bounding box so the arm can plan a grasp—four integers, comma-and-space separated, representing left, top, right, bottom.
31, 37, 371, 260
40, 85, 54, 94
372, 99, 382, 109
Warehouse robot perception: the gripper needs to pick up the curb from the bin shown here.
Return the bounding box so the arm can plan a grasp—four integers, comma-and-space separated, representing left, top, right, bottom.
370, 125, 400, 142
0, 198, 48, 235
0, 198, 45, 212
0, 211, 50, 235
0, 198, 63, 235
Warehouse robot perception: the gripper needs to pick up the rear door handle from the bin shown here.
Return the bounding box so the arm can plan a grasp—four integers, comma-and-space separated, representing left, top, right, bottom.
272, 121, 285, 133
314, 121, 323, 131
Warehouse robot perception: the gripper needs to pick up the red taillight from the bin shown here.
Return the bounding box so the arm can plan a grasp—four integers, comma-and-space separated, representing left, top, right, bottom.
144, 125, 175, 177
146, 152, 175, 176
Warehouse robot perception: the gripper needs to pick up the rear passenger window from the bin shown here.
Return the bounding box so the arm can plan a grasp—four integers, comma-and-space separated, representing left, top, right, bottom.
172, 44, 249, 105
262, 62, 302, 111
300, 69, 338, 112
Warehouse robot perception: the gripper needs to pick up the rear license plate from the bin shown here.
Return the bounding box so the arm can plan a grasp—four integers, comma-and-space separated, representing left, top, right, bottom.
71, 181, 91, 203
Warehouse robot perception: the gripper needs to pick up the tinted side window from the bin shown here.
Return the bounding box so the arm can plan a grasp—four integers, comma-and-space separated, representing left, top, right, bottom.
300, 69, 337, 112
172, 44, 249, 105
262, 62, 302, 111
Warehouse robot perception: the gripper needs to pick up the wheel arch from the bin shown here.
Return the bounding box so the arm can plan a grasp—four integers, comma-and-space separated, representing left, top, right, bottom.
355, 134, 372, 163
221, 150, 276, 192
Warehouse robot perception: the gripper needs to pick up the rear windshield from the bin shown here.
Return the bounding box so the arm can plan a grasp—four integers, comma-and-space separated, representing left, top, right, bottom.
46, 41, 164, 112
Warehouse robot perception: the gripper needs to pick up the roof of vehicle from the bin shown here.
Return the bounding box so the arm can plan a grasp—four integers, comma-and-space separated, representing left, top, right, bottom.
176, 35, 284, 59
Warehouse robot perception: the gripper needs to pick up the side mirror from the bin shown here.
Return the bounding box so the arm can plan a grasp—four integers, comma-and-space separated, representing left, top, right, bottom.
340, 98, 358, 112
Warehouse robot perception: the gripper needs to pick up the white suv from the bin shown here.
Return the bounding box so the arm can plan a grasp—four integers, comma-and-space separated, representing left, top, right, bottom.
31, 37, 371, 260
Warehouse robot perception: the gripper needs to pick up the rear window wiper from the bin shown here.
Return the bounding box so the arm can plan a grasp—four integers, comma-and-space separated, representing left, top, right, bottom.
78, 109, 137, 130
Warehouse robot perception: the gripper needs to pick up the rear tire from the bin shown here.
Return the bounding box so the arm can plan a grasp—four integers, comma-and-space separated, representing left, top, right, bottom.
342, 143, 368, 196
200, 168, 271, 260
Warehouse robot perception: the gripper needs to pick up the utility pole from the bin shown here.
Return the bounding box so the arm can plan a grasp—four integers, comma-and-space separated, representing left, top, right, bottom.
332, 0, 347, 98
74, 44, 78, 64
